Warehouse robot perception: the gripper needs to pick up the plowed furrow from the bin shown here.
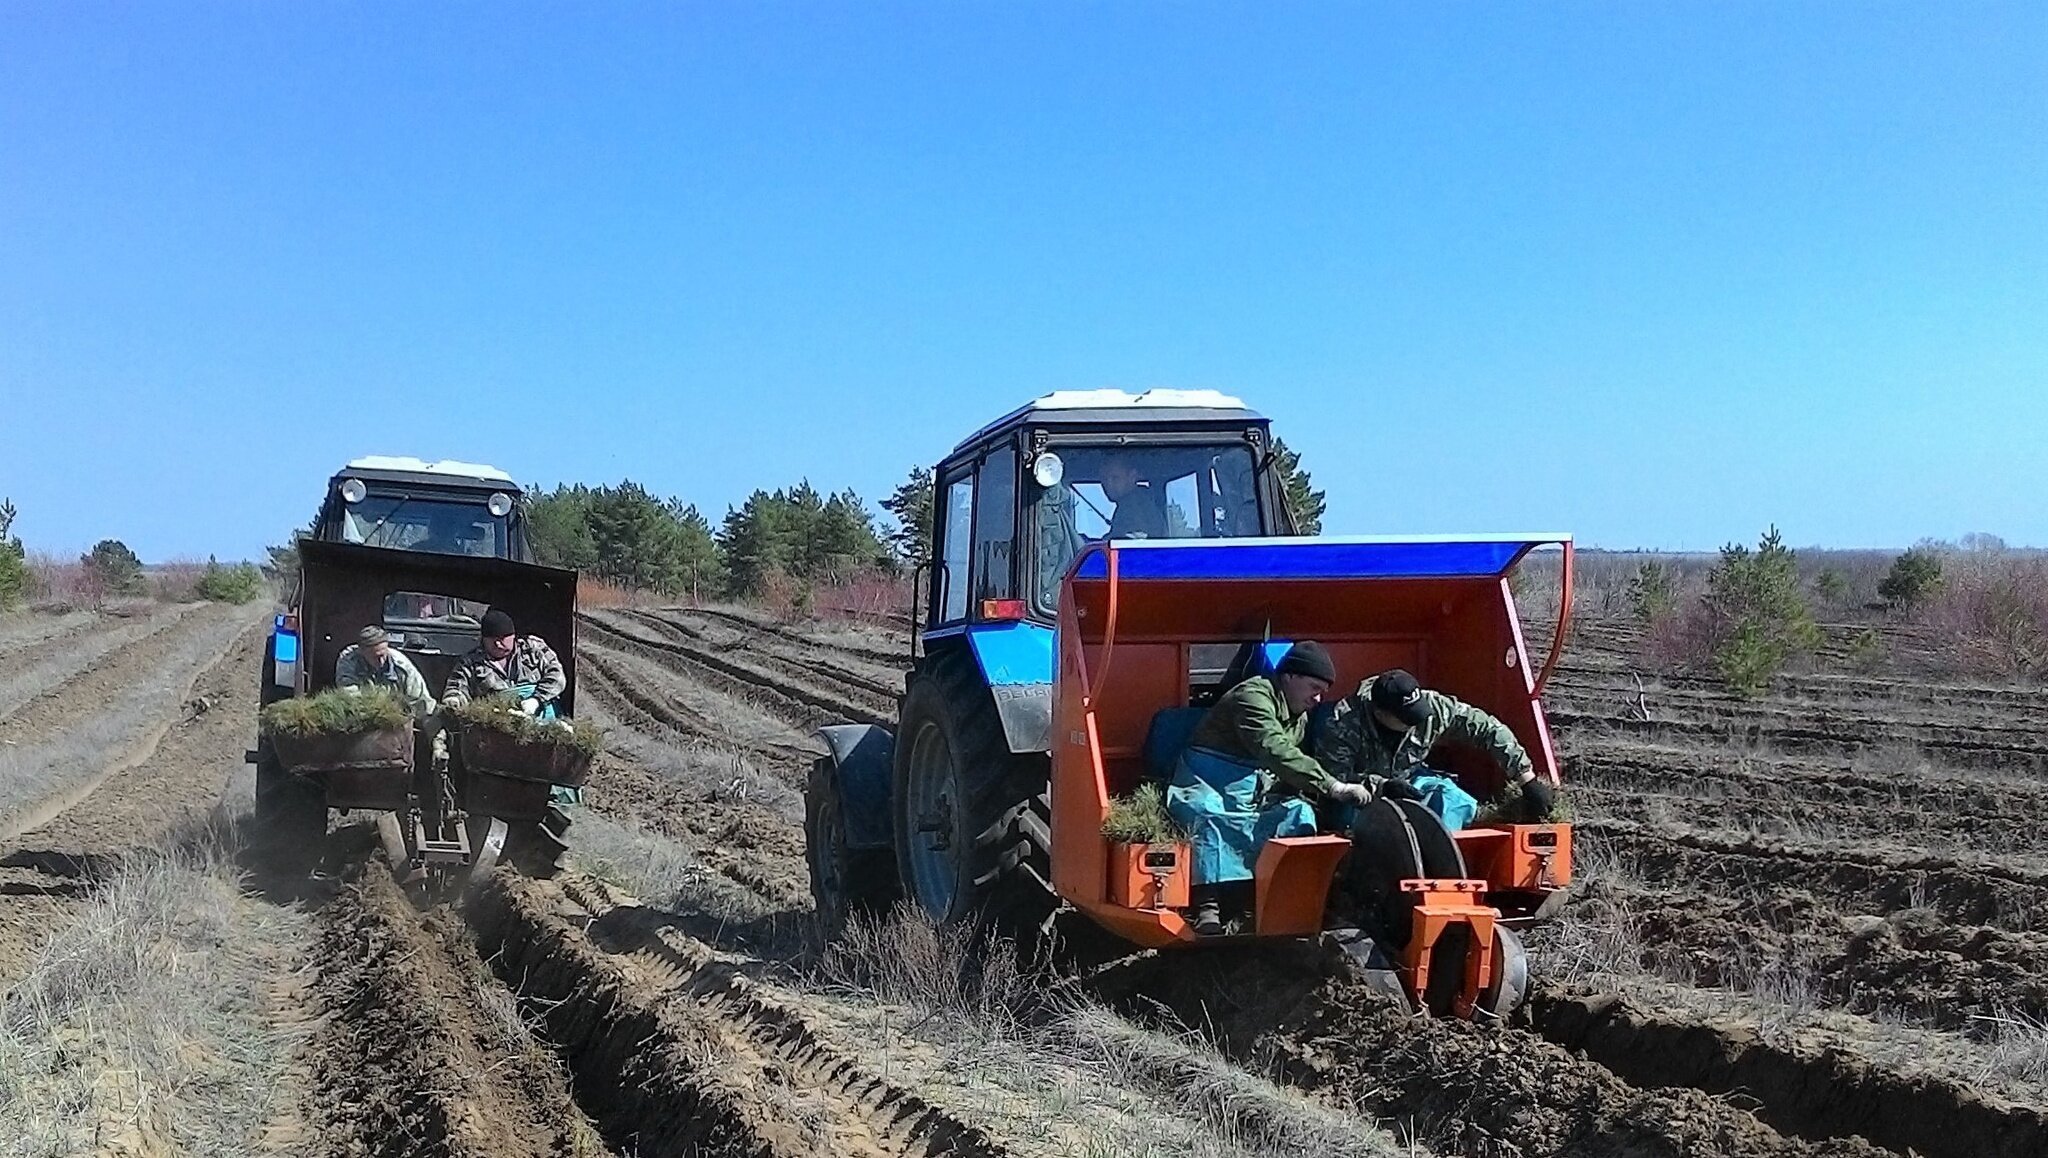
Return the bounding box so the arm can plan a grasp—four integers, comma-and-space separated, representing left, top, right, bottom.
1569, 781, 2037, 856
305, 869, 613, 1158
471, 872, 1018, 1158
655, 606, 907, 683
1538, 878, 2048, 1029
1548, 709, 2048, 772
1529, 991, 2047, 1158
623, 609, 900, 716
0, 603, 199, 728
581, 645, 816, 764
1581, 822, 2048, 931
1096, 945, 1891, 1158
579, 612, 886, 729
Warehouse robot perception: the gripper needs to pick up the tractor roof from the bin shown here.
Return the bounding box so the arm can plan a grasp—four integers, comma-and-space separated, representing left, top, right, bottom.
335, 457, 523, 493
953, 389, 1266, 452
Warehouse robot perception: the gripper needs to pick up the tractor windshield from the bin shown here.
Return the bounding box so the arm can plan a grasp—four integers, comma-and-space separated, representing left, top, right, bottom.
1028, 443, 1262, 608
337, 495, 510, 559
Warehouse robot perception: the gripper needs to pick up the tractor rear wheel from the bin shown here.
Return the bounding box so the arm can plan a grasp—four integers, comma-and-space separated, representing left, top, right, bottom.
807, 756, 901, 937
253, 741, 327, 875
893, 649, 1055, 938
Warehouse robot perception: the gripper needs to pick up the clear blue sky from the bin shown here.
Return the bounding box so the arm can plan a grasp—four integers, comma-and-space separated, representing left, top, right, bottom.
3, 3, 2043, 561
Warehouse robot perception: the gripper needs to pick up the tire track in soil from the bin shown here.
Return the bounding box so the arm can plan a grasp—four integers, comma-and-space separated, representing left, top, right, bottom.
580, 611, 889, 729
1566, 780, 2041, 859
469, 871, 1018, 1158
1095, 945, 1893, 1158
304, 868, 615, 1158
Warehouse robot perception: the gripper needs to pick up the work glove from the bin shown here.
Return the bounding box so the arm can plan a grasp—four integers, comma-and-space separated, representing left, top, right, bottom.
1375, 778, 1424, 803
1519, 776, 1556, 822
1326, 781, 1374, 807
520, 697, 542, 717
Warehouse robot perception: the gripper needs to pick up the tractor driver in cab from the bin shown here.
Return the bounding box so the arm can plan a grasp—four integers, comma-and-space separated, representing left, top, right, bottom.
442, 607, 566, 719
1167, 641, 1375, 936
1315, 669, 1555, 831
1100, 454, 1168, 540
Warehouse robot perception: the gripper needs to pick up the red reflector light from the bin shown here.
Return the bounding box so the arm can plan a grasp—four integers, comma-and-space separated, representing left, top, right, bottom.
981, 599, 1028, 621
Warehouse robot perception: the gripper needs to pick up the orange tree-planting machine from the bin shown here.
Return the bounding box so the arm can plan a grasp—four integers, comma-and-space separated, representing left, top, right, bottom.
804, 391, 1573, 1021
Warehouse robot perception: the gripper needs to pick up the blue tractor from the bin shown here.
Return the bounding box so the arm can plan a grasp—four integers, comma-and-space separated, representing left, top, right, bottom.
806, 390, 1300, 935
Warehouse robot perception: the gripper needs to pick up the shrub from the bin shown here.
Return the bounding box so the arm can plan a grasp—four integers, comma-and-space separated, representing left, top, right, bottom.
258, 687, 409, 738
1918, 554, 2048, 679
1101, 783, 1187, 843
1700, 526, 1823, 697
80, 539, 146, 597
1812, 568, 1850, 608
1879, 547, 1944, 610
191, 556, 265, 604
0, 498, 24, 610
449, 695, 604, 756
1626, 561, 1678, 624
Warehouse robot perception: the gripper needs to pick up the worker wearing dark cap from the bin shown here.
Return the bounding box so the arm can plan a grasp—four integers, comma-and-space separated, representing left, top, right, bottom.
1167, 641, 1375, 935
1314, 669, 1554, 829
441, 606, 566, 718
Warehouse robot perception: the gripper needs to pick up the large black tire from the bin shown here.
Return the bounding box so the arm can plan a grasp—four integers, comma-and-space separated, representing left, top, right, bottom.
252, 739, 327, 875
892, 648, 1055, 938
806, 757, 901, 937
505, 806, 572, 879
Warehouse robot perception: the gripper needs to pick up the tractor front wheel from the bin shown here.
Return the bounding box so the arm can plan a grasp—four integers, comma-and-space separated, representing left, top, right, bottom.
807, 757, 900, 937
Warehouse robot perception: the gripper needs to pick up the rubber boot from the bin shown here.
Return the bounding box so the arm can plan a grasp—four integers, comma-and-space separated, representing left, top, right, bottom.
1190, 885, 1225, 937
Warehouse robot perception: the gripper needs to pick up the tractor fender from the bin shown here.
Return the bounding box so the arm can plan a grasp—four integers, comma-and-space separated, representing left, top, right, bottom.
816, 723, 895, 851
958, 623, 1054, 755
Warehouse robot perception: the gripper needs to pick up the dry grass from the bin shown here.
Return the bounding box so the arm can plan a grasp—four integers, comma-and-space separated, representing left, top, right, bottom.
568, 808, 789, 932
583, 701, 802, 824
0, 821, 313, 1156
815, 904, 1417, 1158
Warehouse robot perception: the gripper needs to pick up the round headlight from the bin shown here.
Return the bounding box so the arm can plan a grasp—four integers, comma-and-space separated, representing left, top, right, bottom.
340, 478, 367, 504
487, 492, 514, 517
1032, 452, 1065, 488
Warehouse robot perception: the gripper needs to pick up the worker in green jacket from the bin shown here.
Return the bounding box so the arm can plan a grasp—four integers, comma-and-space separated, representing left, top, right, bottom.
1313, 669, 1554, 830
1167, 641, 1374, 935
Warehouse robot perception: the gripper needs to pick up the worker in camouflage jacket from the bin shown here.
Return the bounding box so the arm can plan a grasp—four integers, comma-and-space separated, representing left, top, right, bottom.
1167, 641, 1374, 935
1313, 669, 1554, 830
442, 607, 567, 719
334, 625, 436, 720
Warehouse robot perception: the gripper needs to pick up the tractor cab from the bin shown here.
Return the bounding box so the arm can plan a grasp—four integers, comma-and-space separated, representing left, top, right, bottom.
312, 457, 534, 563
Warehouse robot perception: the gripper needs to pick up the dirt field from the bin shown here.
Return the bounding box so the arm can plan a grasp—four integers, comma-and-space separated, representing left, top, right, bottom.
4, 601, 2044, 1156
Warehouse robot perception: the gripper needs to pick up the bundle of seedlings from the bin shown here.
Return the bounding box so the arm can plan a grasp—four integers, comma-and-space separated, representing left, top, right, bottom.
1102, 782, 1188, 844
257, 687, 412, 770
449, 694, 602, 786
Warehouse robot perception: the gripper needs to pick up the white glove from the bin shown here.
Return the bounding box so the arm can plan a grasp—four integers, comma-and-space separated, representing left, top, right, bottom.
1326, 781, 1373, 807
520, 697, 541, 716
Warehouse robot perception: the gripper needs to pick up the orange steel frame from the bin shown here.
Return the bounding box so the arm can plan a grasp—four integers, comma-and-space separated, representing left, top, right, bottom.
1050, 540, 1575, 947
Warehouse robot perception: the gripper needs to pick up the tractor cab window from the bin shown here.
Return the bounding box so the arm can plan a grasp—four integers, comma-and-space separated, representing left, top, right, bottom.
1030, 443, 1263, 608
339, 495, 507, 559
937, 473, 974, 623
